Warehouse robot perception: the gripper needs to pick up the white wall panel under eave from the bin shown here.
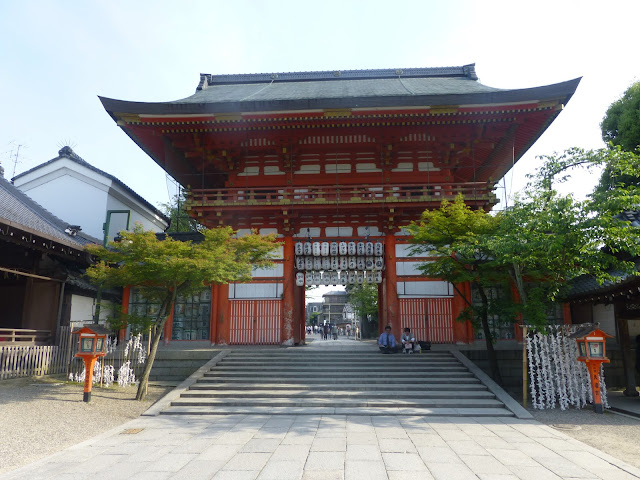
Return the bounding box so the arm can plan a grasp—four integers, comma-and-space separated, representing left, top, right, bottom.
229, 283, 283, 299
397, 281, 453, 297
396, 262, 425, 276
252, 264, 284, 278
592, 304, 616, 337
70, 294, 113, 324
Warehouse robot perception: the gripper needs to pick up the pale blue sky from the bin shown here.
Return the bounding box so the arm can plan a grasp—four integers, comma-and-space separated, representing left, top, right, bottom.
2, 0, 639, 213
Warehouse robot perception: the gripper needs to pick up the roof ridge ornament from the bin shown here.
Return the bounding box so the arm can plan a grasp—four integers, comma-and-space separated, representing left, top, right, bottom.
197, 65, 481, 86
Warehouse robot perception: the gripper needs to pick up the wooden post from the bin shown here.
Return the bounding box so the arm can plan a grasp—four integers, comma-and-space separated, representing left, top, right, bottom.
282, 235, 295, 345
522, 325, 528, 408
218, 283, 230, 344
210, 284, 219, 345
384, 233, 399, 338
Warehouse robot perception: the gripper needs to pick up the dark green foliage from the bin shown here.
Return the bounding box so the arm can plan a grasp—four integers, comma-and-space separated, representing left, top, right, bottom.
601, 81, 640, 153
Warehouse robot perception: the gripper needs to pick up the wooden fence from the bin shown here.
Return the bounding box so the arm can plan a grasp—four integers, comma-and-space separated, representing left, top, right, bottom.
0, 326, 73, 380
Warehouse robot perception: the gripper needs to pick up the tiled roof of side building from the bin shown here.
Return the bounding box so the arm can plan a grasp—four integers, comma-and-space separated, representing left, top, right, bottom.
13, 147, 169, 224
0, 176, 101, 248
99, 64, 581, 115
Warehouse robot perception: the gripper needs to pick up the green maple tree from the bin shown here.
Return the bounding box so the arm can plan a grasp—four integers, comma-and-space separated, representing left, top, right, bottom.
86, 225, 278, 400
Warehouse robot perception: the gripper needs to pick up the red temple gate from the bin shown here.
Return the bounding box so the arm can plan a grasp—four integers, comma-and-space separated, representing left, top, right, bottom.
101, 65, 579, 345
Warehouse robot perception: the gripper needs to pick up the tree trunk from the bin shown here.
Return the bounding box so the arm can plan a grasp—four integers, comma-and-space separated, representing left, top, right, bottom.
135, 291, 175, 400
476, 283, 503, 384
615, 305, 639, 397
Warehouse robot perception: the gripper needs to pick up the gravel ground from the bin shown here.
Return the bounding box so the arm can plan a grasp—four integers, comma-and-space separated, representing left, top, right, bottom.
0, 376, 170, 474
529, 405, 640, 469
1, 376, 639, 475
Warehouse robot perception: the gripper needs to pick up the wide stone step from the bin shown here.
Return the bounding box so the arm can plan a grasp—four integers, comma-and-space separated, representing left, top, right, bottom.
170, 397, 504, 408
188, 382, 486, 391
223, 352, 454, 357
218, 360, 462, 367
198, 376, 479, 384
223, 354, 455, 360
212, 364, 468, 376
181, 389, 495, 399
160, 406, 514, 417
204, 371, 474, 378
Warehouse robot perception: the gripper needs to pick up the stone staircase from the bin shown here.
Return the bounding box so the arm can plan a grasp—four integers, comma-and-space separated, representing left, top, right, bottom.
158, 348, 517, 416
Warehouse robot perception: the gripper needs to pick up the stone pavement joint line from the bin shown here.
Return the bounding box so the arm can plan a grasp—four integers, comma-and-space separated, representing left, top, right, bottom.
2, 414, 640, 479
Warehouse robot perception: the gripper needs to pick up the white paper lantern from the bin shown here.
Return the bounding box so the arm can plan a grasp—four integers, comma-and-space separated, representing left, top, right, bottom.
330, 272, 339, 285
295, 243, 303, 256
296, 257, 305, 270
357, 242, 365, 255
320, 242, 329, 256
339, 272, 347, 285
374, 242, 384, 256
365, 242, 374, 255
365, 256, 374, 270
330, 242, 338, 256
313, 257, 322, 270
375, 271, 382, 283
305, 272, 313, 285
295, 273, 305, 286
330, 256, 339, 270
322, 272, 330, 285
347, 242, 356, 255
322, 257, 331, 270
305, 257, 314, 270
357, 257, 365, 270
339, 241, 347, 255
348, 256, 357, 269
303, 242, 312, 255
312, 272, 322, 284
374, 257, 384, 270
312, 242, 321, 256
356, 272, 364, 284
348, 272, 356, 284
366, 272, 374, 283
339, 256, 348, 270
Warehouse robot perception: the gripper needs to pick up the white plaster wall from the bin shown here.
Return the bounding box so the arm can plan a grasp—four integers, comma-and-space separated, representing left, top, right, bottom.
229, 283, 283, 299
397, 281, 453, 297
69, 294, 114, 324
592, 303, 616, 337
106, 190, 166, 233
15, 171, 109, 240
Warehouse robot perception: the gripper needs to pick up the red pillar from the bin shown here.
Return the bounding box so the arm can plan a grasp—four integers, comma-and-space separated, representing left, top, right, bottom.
452, 282, 470, 344
294, 279, 304, 344
119, 286, 131, 342
384, 233, 399, 339
378, 283, 384, 336
217, 283, 230, 344
210, 284, 219, 344
281, 235, 295, 345
163, 306, 174, 345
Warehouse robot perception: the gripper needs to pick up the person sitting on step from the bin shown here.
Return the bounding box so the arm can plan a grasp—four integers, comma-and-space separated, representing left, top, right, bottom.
378, 325, 398, 354
401, 327, 416, 354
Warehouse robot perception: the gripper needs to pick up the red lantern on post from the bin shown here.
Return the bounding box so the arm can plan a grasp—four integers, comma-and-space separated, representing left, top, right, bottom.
72, 326, 110, 402
570, 326, 613, 414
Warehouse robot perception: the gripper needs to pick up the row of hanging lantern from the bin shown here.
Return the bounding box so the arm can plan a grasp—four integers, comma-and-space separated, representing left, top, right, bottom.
294, 241, 385, 286
295, 255, 384, 271
295, 241, 384, 257
296, 270, 382, 286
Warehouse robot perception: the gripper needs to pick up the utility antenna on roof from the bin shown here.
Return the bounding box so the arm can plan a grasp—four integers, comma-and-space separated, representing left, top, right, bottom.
11, 144, 22, 178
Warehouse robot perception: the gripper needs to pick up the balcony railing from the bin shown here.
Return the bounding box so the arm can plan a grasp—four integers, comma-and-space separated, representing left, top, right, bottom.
187, 182, 494, 209
0, 328, 52, 345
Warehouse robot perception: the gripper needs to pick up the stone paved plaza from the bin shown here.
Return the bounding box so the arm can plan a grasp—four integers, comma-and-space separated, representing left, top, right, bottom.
3, 411, 640, 479
3, 337, 639, 479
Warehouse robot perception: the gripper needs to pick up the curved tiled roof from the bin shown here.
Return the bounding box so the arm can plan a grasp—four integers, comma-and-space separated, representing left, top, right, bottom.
99, 64, 581, 116
0, 175, 100, 249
